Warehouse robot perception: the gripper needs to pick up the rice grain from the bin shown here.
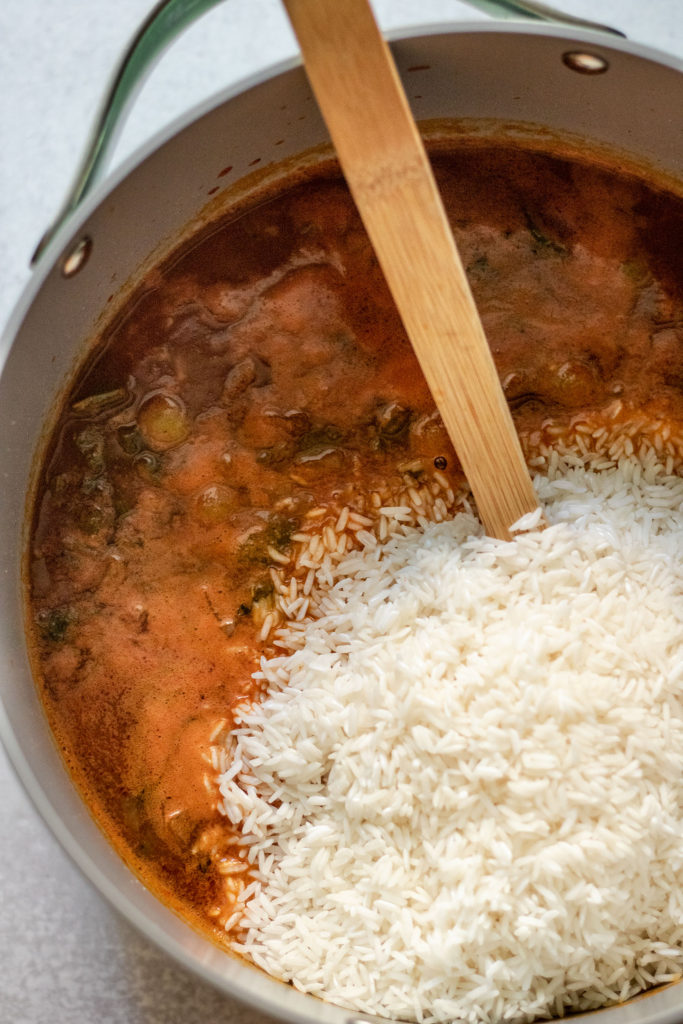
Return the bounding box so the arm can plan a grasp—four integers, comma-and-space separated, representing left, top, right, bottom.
217, 451, 683, 1024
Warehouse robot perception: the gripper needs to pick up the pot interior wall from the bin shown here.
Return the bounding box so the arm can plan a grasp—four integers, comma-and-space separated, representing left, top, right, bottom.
1, 24, 682, 1024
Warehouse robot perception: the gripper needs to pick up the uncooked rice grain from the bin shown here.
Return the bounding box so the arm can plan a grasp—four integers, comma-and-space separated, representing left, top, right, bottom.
217, 451, 683, 1024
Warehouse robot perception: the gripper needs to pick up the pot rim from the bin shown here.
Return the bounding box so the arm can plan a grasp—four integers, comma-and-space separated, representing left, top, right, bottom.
3, 16, 682, 366
5, 14, 683, 354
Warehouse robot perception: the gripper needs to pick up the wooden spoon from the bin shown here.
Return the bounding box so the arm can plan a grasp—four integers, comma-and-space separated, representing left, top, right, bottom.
282, 0, 540, 540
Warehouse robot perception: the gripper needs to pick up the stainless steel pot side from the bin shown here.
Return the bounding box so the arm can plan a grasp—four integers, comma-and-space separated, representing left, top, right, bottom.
1, 7, 683, 1024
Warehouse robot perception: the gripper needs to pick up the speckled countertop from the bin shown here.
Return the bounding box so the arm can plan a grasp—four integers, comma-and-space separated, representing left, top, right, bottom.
1, 1, 682, 1021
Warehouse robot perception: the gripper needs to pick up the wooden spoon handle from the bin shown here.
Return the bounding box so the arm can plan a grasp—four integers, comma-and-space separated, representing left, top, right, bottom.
283, 0, 539, 539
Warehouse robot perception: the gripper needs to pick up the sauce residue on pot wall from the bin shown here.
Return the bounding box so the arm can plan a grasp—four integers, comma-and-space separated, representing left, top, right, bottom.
26, 140, 683, 940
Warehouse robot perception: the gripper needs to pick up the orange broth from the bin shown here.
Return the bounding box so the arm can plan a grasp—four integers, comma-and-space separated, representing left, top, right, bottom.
27, 141, 683, 940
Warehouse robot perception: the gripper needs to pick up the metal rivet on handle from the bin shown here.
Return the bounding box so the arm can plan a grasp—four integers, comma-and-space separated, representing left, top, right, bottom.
61, 236, 92, 277
562, 51, 609, 75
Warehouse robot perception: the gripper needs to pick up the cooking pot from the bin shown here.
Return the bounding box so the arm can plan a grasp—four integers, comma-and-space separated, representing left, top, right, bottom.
2, 2, 683, 1022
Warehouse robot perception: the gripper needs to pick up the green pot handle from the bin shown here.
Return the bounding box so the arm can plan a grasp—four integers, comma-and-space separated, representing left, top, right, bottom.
32, 0, 624, 266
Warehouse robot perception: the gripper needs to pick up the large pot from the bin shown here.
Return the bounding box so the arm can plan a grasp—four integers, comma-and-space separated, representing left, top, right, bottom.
2, 2, 683, 1022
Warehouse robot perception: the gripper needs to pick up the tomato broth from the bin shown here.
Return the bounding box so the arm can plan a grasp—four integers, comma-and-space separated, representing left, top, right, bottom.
27, 141, 683, 940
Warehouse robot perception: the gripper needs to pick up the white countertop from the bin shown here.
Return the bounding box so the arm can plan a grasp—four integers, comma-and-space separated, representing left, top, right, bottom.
1, 1, 682, 1021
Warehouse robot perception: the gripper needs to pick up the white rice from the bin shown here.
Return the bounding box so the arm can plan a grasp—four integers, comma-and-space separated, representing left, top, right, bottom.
217, 451, 683, 1023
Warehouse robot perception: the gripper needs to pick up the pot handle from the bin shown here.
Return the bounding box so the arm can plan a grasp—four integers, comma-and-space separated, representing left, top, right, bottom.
31, 0, 625, 266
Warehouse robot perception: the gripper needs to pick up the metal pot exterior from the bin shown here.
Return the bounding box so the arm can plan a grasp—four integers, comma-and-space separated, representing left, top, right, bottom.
1, 24, 683, 1024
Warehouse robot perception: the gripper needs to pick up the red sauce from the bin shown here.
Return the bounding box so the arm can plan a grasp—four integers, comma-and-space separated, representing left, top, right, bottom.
27, 141, 683, 941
